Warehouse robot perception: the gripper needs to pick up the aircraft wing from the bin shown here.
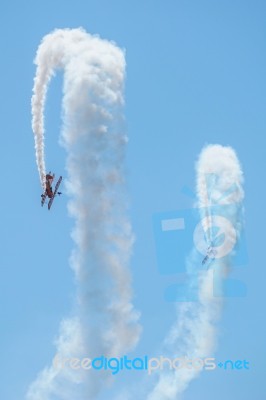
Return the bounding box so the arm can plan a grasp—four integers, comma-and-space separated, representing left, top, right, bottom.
48, 176, 62, 210
202, 255, 209, 265
41, 193, 47, 207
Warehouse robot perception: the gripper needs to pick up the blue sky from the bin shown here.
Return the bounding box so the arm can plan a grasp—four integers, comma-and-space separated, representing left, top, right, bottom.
1, 1, 266, 399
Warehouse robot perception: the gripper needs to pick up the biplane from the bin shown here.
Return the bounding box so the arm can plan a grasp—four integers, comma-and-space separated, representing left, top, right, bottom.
41, 172, 62, 210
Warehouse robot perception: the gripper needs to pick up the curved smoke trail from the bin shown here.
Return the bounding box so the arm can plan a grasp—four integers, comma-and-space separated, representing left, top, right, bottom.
28, 28, 141, 400
147, 144, 244, 400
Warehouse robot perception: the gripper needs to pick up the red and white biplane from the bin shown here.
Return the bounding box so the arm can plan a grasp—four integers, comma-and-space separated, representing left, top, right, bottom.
41, 172, 62, 210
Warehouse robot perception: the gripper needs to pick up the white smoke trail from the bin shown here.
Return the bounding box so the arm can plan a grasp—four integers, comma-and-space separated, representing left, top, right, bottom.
147, 144, 244, 400
28, 28, 141, 400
